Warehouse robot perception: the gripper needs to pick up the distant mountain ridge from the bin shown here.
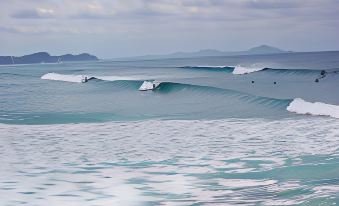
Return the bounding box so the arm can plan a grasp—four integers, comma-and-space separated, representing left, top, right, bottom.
116, 45, 288, 60
247, 45, 284, 54
0, 52, 99, 65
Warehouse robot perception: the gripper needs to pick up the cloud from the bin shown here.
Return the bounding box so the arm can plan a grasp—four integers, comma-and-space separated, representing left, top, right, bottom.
244, 0, 301, 9
11, 8, 55, 19
0, 26, 18, 33
0, 0, 338, 57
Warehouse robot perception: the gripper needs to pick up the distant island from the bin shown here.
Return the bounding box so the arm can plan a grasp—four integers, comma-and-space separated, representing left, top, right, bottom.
0, 52, 99, 65
0, 45, 288, 64
116, 45, 289, 60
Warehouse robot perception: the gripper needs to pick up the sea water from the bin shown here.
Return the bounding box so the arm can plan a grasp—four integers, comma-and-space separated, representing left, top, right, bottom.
0, 52, 339, 205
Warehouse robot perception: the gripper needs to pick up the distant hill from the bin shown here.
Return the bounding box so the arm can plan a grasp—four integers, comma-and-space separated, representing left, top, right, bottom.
116, 45, 288, 60
247, 45, 285, 54
0, 52, 99, 65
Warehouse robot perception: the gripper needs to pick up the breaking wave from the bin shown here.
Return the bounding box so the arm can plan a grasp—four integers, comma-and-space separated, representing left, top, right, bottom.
180, 66, 234, 72
41, 72, 144, 83
38, 72, 339, 120
287, 98, 339, 119
232, 65, 265, 75
41, 73, 89, 83
40, 72, 292, 110
180, 65, 339, 76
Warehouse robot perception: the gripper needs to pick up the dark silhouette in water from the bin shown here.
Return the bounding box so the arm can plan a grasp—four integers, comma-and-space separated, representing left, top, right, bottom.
81, 76, 88, 83
274, 82, 277, 84
251, 81, 254, 83
315, 70, 327, 82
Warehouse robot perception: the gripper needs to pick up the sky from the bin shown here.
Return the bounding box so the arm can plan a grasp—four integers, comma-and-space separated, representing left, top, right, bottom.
0, 0, 338, 58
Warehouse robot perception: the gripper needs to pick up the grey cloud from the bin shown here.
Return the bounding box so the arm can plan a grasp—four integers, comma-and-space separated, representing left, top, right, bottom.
11, 8, 55, 19
70, 12, 110, 20
0, 0, 338, 57
244, 0, 301, 9
0, 26, 18, 33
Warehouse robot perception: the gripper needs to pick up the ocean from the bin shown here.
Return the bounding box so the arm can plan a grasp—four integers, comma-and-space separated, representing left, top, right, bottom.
1, 52, 339, 205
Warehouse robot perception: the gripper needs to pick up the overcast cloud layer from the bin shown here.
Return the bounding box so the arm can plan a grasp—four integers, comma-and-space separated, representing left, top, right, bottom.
0, 0, 338, 58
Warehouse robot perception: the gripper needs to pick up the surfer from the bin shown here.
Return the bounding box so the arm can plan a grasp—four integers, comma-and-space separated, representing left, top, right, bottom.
315, 70, 327, 82
81, 76, 88, 83
139, 80, 159, 91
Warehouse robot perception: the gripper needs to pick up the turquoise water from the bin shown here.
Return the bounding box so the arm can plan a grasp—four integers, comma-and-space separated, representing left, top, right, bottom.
1, 53, 339, 205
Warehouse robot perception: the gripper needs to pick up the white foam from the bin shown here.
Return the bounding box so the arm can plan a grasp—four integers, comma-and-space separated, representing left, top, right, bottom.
232, 65, 265, 75
41, 73, 90, 83
41, 73, 146, 83
41, 73, 168, 84
1, 118, 339, 205
287, 98, 339, 119
139, 80, 161, 91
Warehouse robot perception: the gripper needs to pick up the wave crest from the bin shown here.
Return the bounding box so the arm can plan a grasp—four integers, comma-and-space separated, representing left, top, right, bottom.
180, 65, 339, 77
41, 73, 89, 83
41, 73, 147, 83
181, 66, 233, 72
232, 65, 265, 75
287, 98, 339, 119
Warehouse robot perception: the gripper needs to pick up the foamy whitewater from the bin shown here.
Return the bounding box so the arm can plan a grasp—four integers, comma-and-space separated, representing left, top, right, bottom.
1, 119, 339, 205
41, 72, 164, 83
1, 53, 339, 205
139, 80, 161, 91
232, 65, 265, 75
288, 98, 339, 118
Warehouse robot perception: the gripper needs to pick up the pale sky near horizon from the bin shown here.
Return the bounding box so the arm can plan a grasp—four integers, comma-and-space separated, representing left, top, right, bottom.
0, 0, 338, 58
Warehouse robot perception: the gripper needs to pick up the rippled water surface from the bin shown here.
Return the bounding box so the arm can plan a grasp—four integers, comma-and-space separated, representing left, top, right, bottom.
1, 118, 339, 205
1, 54, 339, 205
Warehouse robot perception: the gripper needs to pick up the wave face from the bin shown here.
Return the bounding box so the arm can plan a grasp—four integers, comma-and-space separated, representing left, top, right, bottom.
1, 73, 294, 124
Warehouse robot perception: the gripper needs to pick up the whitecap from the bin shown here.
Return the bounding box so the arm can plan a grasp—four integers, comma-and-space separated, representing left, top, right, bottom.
232, 65, 265, 75
139, 80, 161, 91
41, 73, 89, 83
41, 72, 165, 83
287, 98, 339, 119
